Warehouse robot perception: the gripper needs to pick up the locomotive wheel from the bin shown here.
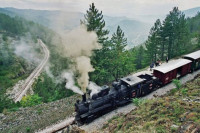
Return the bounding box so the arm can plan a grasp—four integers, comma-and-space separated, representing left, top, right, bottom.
76, 117, 87, 126
76, 120, 83, 126
85, 115, 94, 124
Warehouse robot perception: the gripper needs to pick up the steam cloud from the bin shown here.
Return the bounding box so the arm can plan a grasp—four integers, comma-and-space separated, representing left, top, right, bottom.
88, 82, 102, 97
13, 38, 42, 65
62, 25, 101, 94
62, 71, 84, 95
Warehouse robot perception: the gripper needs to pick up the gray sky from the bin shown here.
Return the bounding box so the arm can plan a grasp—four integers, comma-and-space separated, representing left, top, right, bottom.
0, 0, 200, 17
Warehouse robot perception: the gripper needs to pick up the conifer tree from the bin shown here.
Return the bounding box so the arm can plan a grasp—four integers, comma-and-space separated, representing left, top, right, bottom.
81, 3, 109, 44
111, 26, 127, 51
82, 3, 110, 84
135, 46, 145, 69
146, 7, 189, 62
110, 26, 128, 80
145, 19, 162, 62
162, 7, 189, 58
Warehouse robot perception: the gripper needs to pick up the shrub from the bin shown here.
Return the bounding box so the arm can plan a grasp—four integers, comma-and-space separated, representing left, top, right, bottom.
170, 88, 178, 95
20, 94, 42, 107
173, 79, 181, 90
0, 92, 20, 113
156, 126, 166, 133
26, 127, 31, 132
126, 122, 132, 129
181, 88, 188, 95
132, 98, 145, 106
171, 126, 178, 133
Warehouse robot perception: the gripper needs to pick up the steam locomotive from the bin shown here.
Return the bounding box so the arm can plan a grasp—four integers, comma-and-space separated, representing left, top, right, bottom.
75, 50, 200, 124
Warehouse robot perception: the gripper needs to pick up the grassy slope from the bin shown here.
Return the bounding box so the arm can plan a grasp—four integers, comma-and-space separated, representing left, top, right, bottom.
102, 75, 200, 133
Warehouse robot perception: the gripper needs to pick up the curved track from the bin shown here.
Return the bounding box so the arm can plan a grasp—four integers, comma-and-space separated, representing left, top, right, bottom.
14, 39, 49, 102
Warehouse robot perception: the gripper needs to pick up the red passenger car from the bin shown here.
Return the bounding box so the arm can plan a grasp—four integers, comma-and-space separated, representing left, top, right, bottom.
153, 59, 192, 85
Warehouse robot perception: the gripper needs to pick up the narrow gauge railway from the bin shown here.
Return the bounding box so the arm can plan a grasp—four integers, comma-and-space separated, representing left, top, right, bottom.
14, 39, 49, 102
75, 50, 200, 124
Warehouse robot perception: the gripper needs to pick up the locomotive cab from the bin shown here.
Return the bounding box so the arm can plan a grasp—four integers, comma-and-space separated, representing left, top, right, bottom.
137, 74, 161, 96
121, 75, 145, 98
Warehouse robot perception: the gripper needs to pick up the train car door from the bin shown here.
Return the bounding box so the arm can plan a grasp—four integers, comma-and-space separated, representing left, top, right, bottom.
177, 67, 182, 78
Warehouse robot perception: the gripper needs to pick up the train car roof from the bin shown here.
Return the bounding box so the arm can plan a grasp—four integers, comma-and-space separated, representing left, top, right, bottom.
183, 50, 200, 60
121, 75, 145, 86
153, 59, 192, 74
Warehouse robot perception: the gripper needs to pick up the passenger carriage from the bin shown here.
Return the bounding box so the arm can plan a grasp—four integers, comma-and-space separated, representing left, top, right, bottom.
183, 50, 200, 72
153, 59, 192, 85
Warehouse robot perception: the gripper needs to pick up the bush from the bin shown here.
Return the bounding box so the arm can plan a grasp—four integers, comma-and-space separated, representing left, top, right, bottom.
26, 127, 31, 132
20, 94, 42, 107
0, 92, 20, 113
156, 126, 166, 133
173, 79, 181, 90
132, 98, 144, 106
181, 88, 188, 95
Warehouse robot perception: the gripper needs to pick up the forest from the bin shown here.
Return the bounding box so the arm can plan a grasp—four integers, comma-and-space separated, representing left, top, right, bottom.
0, 3, 200, 113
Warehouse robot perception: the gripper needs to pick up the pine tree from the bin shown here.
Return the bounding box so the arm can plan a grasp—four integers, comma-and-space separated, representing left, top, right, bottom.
162, 7, 189, 58
81, 3, 109, 44
111, 26, 127, 51
110, 26, 128, 80
82, 3, 111, 85
135, 46, 145, 69
145, 19, 162, 62
145, 7, 190, 62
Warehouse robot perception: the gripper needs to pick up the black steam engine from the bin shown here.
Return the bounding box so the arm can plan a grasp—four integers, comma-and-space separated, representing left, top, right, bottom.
75, 74, 161, 124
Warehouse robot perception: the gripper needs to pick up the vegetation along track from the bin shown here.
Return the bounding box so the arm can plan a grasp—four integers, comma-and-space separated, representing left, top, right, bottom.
14, 39, 50, 102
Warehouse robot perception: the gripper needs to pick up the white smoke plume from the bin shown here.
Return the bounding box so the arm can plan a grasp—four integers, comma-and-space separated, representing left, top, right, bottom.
76, 56, 94, 93
13, 37, 42, 65
62, 71, 84, 95
88, 81, 102, 97
62, 25, 101, 57
44, 65, 55, 79
61, 25, 102, 94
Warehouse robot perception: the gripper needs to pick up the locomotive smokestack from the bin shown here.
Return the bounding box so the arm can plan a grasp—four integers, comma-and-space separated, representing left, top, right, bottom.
82, 93, 86, 102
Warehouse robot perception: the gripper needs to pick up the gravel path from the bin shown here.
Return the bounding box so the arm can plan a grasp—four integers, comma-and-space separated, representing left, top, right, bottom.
80, 69, 200, 133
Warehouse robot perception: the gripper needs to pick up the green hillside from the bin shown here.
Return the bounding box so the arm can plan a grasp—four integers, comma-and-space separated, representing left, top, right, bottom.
0, 13, 37, 90
0, 13, 74, 113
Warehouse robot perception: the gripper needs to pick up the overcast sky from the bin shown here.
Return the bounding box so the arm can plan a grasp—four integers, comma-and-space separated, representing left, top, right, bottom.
0, 0, 200, 17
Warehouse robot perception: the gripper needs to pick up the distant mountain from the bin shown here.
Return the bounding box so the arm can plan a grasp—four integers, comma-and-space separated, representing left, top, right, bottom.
1, 7, 200, 47
0, 7, 151, 47
0, 7, 83, 31
183, 7, 200, 17
104, 17, 151, 48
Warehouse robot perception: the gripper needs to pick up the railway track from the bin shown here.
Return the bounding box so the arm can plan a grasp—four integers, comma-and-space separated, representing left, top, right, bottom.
14, 39, 49, 102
